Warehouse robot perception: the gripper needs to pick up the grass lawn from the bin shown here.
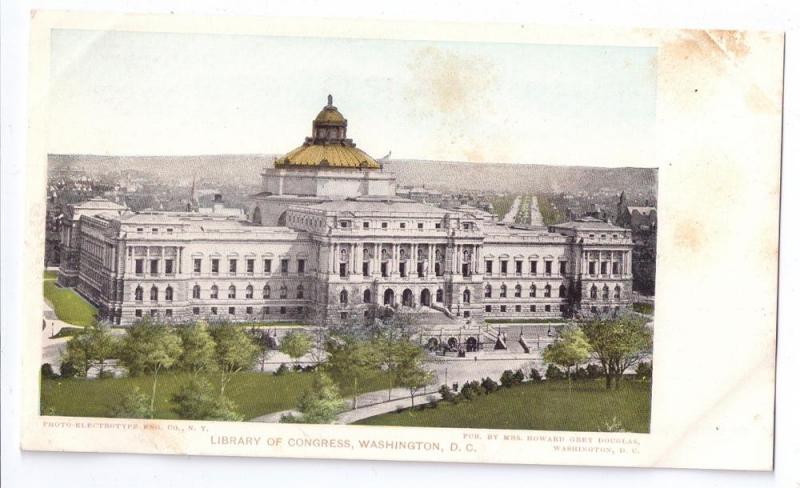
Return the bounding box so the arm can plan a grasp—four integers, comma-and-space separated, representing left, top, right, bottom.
51, 326, 84, 339
486, 318, 567, 324
355, 379, 652, 433
41, 369, 393, 420
43, 280, 97, 326
43, 270, 58, 280
633, 303, 654, 315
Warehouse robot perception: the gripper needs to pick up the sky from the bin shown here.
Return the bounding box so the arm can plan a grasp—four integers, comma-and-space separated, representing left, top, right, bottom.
49, 29, 657, 166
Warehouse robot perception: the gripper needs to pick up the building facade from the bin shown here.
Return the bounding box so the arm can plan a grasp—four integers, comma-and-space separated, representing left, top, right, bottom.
58, 97, 634, 326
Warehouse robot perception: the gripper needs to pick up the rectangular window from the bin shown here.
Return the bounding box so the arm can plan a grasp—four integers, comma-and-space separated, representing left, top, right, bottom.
500, 260, 508, 274
417, 262, 424, 278
164, 259, 174, 275
211, 307, 218, 315
589, 262, 596, 275
435, 262, 443, 276
601, 262, 608, 275
500, 305, 507, 312
263, 306, 270, 315
363, 222, 369, 229
435, 223, 441, 229
559, 304, 566, 312
135, 309, 142, 317
228, 307, 235, 315
612, 262, 620, 275
246, 259, 255, 274
399, 262, 406, 277
165, 309, 173, 318
297, 306, 304, 314
515, 305, 521, 312
485, 260, 493, 275
381, 262, 388, 277
281, 259, 289, 274
280, 306, 286, 315
150, 309, 158, 317
530, 261, 538, 274
339, 263, 347, 277
339, 221, 349, 228
545, 305, 551, 312
545, 260, 552, 275
485, 305, 492, 312
297, 259, 305, 274
515, 260, 523, 275
150, 259, 159, 275
381, 222, 388, 229
559, 261, 567, 275
399, 223, 406, 229
152, 228, 158, 234
417, 223, 423, 229
363, 262, 370, 277
192, 307, 200, 315
211, 259, 219, 274
246, 306, 253, 315
264, 259, 272, 273
530, 305, 536, 312
229, 259, 237, 274
135, 259, 144, 274
193, 258, 201, 273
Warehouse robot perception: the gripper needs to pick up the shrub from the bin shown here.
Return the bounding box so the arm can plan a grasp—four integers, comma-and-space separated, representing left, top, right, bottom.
171, 378, 243, 421
545, 364, 563, 380
97, 370, 114, 379
426, 395, 439, 408
274, 363, 291, 376
451, 393, 463, 404
529, 368, 543, 382
438, 384, 456, 403
109, 387, 153, 419
636, 361, 652, 380
460, 383, 478, 401
59, 361, 79, 378
513, 369, 526, 385
41, 363, 59, 380
500, 370, 516, 387
481, 377, 499, 393
585, 363, 603, 379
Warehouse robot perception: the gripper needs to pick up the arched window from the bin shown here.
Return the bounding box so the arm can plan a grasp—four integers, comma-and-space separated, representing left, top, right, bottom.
500, 284, 507, 298
210, 285, 218, 299
228, 285, 236, 299
514, 284, 522, 298
436, 288, 444, 302
296, 284, 304, 299
262, 285, 271, 299
363, 289, 371, 303
134, 286, 143, 301
530, 284, 536, 297
590, 285, 598, 299
484, 284, 492, 298
602, 285, 610, 300
544, 285, 552, 298
150, 286, 158, 301
614, 285, 621, 299
165, 286, 173, 301
192, 285, 201, 299
559, 285, 567, 298
245, 285, 253, 299
279, 284, 287, 299
463, 289, 471, 304
340, 289, 348, 305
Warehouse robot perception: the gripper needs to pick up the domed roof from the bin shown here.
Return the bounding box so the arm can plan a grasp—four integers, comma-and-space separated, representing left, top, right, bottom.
274, 95, 381, 170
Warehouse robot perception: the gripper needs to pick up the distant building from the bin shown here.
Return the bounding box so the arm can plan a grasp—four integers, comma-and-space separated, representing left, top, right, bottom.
616, 192, 657, 295
58, 97, 634, 326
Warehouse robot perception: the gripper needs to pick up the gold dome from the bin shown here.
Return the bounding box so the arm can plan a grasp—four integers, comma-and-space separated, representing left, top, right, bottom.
274, 95, 381, 170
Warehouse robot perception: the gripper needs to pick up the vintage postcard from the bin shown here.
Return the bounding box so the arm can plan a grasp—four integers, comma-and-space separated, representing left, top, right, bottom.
20, 11, 782, 470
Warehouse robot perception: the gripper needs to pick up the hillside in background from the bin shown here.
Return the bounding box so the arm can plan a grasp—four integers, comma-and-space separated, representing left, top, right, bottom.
48, 154, 657, 196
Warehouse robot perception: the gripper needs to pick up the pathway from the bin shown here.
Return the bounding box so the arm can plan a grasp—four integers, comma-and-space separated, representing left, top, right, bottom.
500, 196, 521, 224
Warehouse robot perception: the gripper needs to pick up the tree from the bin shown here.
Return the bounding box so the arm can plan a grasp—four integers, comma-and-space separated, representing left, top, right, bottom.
209, 324, 259, 397
176, 321, 217, 376
60, 321, 119, 377
251, 329, 274, 373
279, 330, 313, 366
324, 336, 380, 409
118, 320, 183, 414
393, 341, 434, 408
580, 313, 653, 389
543, 325, 591, 391
281, 372, 345, 424
171, 377, 242, 421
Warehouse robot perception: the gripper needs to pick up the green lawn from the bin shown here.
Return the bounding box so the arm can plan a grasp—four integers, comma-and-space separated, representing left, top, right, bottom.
355, 379, 652, 433
43, 270, 58, 280
43, 280, 97, 326
633, 303, 654, 315
41, 369, 393, 420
